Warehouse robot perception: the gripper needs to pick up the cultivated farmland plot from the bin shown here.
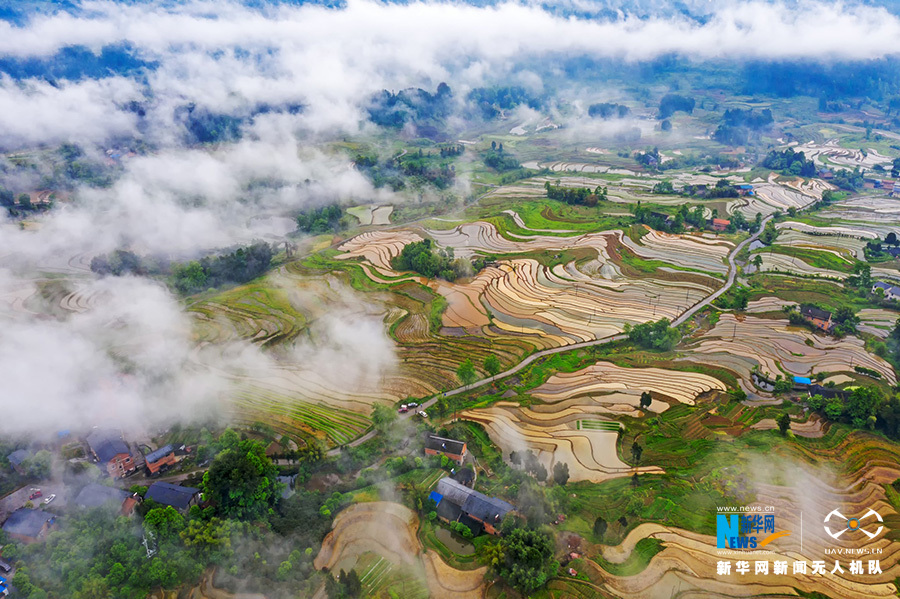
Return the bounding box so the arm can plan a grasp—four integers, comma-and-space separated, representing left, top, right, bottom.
731, 182, 819, 218
858, 308, 900, 338
461, 402, 661, 483
794, 139, 895, 170
754, 252, 846, 280
774, 226, 868, 260
592, 432, 900, 599
532, 361, 726, 406
338, 222, 725, 346
315, 502, 485, 599
681, 313, 896, 384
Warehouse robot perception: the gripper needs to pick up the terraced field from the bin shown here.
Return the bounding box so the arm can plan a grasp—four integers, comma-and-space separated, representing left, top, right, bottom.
532, 361, 726, 406
731, 182, 819, 218
339, 222, 723, 348
681, 313, 896, 384
859, 308, 900, 338
461, 401, 659, 483
755, 251, 846, 280
585, 429, 900, 598
314, 502, 483, 599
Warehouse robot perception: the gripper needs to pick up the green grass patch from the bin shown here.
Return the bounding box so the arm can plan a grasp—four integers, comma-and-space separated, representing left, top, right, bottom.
590, 538, 664, 576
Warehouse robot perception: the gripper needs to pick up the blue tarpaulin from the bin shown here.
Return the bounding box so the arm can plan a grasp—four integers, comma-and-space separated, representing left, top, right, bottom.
793, 376, 812, 385
429, 491, 443, 506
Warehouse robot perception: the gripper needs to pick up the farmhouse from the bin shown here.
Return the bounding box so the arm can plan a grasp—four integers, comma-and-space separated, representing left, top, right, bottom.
2, 508, 56, 544
144, 482, 201, 514
424, 434, 467, 465
144, 444, 176, 475
893, 182, 900, 197
7, 449, 31, 475
432, 477, 513, 536
800, 306, 834, 332
872, 282, 900, 301
74, 483, 139, 515
711, 218, 731, 232
86, 430, 136, 479
737, 184, 754, 195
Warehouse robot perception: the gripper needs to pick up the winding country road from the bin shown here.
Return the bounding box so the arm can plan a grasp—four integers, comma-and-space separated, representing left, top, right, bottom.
328, 215, 773, 453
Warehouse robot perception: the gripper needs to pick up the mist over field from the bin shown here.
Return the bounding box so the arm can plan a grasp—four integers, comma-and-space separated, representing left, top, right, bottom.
3, 2, 900, 598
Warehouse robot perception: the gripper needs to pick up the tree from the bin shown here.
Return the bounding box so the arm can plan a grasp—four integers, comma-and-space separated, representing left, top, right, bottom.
824, 397, 845, 421
593, 516, 608, 539
777, 413, 791, 436
483, 354, 501, 376
552, 461, 569, 486
201, 438, 279, 521
144, 506, 185, 541
497, 528, 557, 594
752, 254, 763, 270
18, 193, 32, 210
457, 359, 477, 387
886, 232, 899, 247
631, 441, 643, 464
22, 450, 52, 479
639, 391, 652, 409
729, 388, 747, 403
371, 403, 398, 434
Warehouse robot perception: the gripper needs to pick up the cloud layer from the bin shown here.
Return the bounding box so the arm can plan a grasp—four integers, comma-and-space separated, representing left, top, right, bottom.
2, 1, 900, 145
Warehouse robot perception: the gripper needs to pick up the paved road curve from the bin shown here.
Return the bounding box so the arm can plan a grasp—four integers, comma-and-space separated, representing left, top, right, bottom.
328, 215, 772, 453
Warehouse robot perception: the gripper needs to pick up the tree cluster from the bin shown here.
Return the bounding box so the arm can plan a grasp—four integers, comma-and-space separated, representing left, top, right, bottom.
484, 145, 521, 172
172, 242, 273, 295
367, 83, 452, 129
296, 204, 344, 234
658, 94, 696, 119
713, 108, 774, 146
588, 103, 630, 119
544, 181, 607, 207
390, 239, 473, 281
493, 528, 558, 594
624, 318, 681, 351
761, 149, 816, 177
467, 86, 543, 120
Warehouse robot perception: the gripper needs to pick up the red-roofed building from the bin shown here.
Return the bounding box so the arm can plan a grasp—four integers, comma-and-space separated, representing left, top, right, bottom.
711, 218, 731, 232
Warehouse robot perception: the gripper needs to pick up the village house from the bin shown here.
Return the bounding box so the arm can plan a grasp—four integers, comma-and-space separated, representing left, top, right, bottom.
893, 182, 900, 197
144, 482, 201, 514
74, 483, 140, 516
86, 430, 136, 479
736, 184, 754, 195
711, 218, 731, 232
424, 434, 467, 465
144, 445, 177, 476
6, 449, 31, 475
800, 306, 834, 332
431, 477, 513, 536
2, 508, 56, 544
872, 282, 900, 301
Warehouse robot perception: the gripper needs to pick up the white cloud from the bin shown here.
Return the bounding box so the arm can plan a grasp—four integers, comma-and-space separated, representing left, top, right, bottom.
1, 1, 899, 143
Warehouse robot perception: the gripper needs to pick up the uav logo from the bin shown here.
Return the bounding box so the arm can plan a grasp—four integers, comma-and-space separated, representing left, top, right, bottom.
823, 508, 883, 540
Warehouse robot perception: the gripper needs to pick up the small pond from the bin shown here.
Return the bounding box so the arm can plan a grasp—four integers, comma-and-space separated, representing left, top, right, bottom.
435, 527, 475, 555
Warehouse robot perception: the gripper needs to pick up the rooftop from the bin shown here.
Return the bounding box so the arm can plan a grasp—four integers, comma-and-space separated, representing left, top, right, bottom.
425, 434, 466, 456
86, 430, 131, 463
800, 306, 831, 321
435, 477, 513, 522
7, 449, 30, 467
74, 483, 131, 509
144, 445, 174, 464
145, 482, 199, 510
2, 508, 54, 539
